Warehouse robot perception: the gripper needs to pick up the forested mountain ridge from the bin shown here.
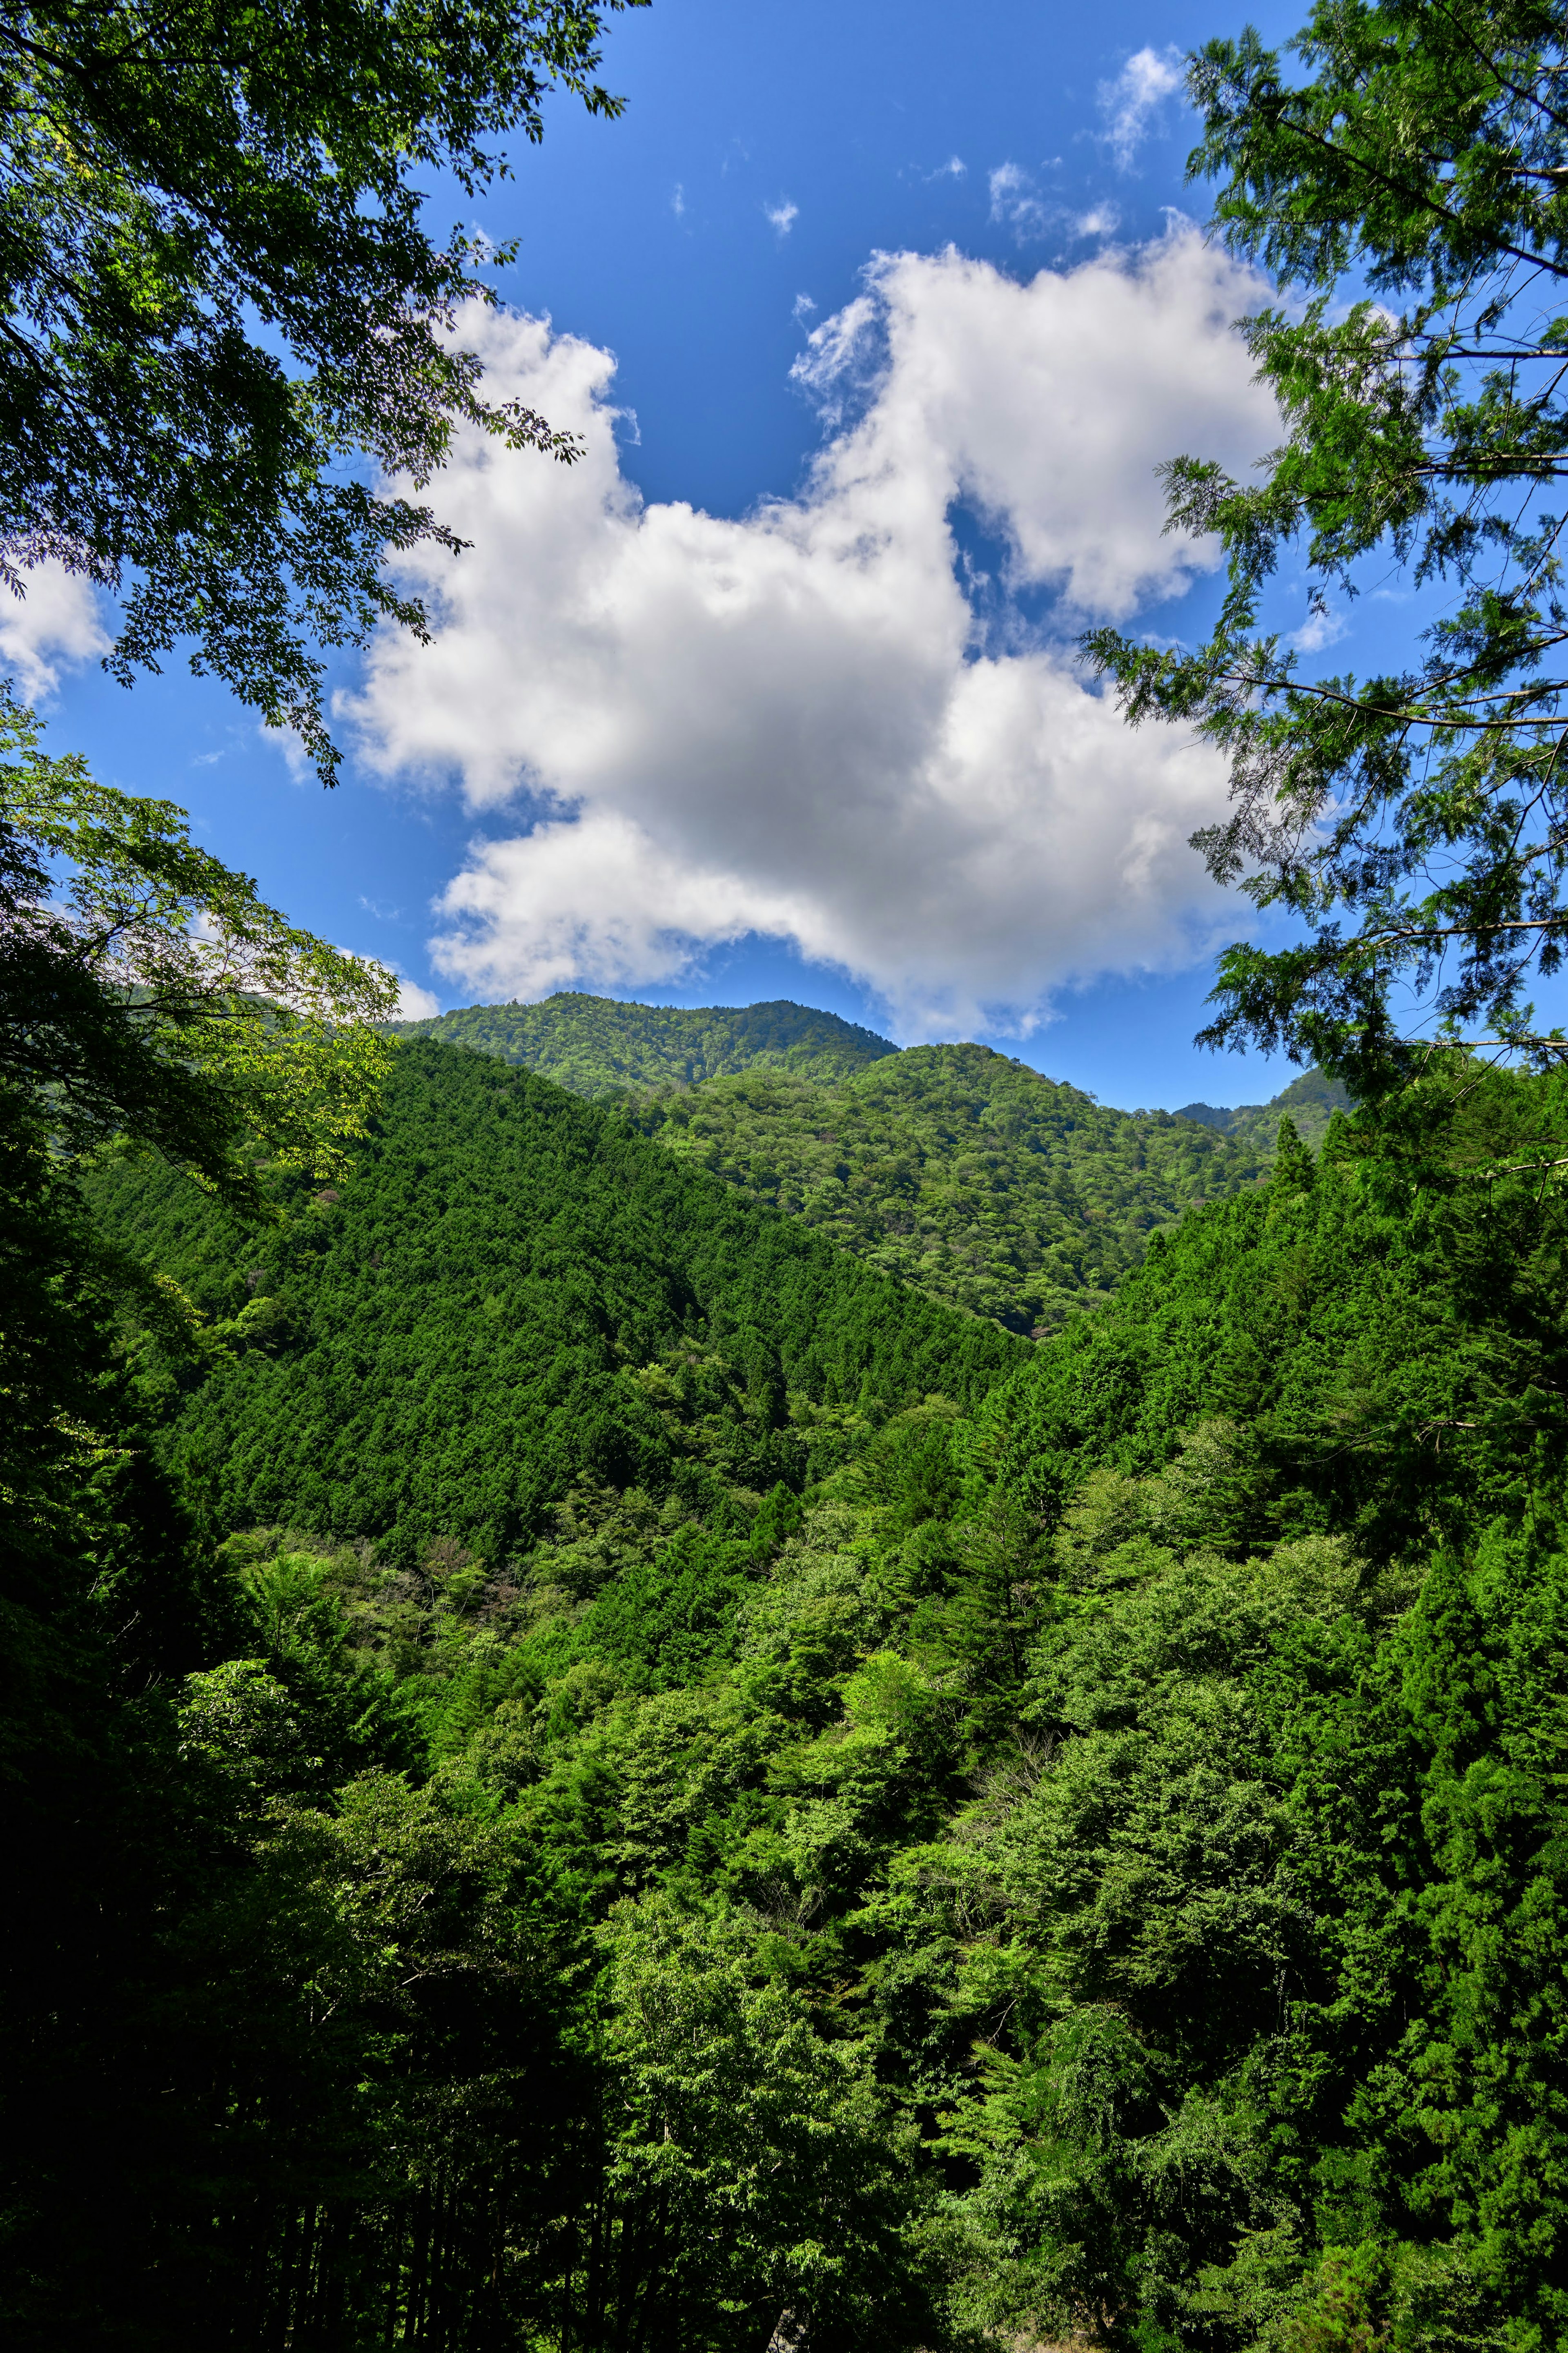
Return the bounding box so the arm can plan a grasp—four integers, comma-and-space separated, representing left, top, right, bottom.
85, 1039, 1025, 1566
631, 1042, 1270, 1332
12, 2, 1568, 2342
383, 993, 1343, 1330
1174, 1066, 1351, 1156
44, 1050, 1568, 2352
387, 991, 898, 1094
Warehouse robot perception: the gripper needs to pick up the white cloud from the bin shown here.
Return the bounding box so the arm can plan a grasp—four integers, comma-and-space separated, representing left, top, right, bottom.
1076, 203, 1121, 239
930, 155, 967, 181
671, 182, 685, 218
987, 162, 1051, 241
0, 562, 110, 702
392, 973, 442, 1019
1100, 45, 1185, 170
1290, 598, 1348, 655
764, 198, 798, 237
793, 292, 817, 323
260, 723, 313, 781
345, 229, 1278, 1037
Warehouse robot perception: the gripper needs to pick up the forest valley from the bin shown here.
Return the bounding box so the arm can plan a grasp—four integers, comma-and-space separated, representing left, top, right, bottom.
5, 1019, 1566, 2353
7, 0, 1568, 2344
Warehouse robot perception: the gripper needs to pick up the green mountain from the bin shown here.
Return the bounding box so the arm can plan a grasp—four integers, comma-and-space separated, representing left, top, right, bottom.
631, 1042, 1270, 1333
1175, 1063, 1351, 1154
87, 1038, 1022, 1567
388, 990, 898, 1095
38, 1047, 1568, 2351
13, 981, 1568, 2353
383, 995, 1351, 1332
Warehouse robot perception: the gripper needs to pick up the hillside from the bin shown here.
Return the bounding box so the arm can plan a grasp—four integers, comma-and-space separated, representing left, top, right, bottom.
1175, 1064, 1351, 1154
86, 1039, 1023, 1565
22, 1024, 1568, 2352
633, 1042, 1270, 1332
388, 999, 1349, 1331
387, 990, 898, 1095
48, 1054, 1568, 2353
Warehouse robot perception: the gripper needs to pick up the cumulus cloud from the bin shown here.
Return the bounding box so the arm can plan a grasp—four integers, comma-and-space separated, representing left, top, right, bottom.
1100, 45, 1185, 169
0, 562, 110, 701
345, 229, 1278, 1036
392, 972, 442, 1019
764, 198, 798, 237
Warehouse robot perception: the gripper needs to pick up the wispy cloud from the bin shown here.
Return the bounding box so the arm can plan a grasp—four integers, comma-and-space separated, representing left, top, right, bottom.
259, 723, 312, 782
385, 968, 441, 1019
793, 292, 817, 323
1290, 598, 1348, 655
987, 162, 1051, 241
929, 154, 966, 181
671, 182, 685, 217
1100, 45, 1185, 170
764, 198, 798, 238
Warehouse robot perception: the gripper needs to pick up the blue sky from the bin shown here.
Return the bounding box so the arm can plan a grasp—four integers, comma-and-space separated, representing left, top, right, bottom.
11, 0, 1398, 1113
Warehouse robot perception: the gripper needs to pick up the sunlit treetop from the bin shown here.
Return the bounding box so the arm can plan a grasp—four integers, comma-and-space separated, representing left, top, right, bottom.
0, 693, 398, 1190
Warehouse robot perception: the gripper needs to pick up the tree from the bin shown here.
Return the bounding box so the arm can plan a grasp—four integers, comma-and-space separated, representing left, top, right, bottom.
0, 0, 644, 779
1087, 0, 1568, 1099
0, 690, 397, 1190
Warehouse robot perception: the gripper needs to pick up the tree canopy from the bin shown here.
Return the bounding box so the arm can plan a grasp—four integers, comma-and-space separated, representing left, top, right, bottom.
1087, 0, 1568, 1097
392, 991, 900, 1094
29, 1041, 1568, 2351
0, 0, 642, 775
0, 692, 396, 1188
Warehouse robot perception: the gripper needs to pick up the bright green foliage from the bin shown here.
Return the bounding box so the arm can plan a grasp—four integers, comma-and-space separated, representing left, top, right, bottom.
0, 0, 636, 774
1, 693, 397, 1187
1087, 0, 1568, 1095
635, 1043, 1274, 1333
391, 990, 900, 1094
16, 1033, 1568, 2348
84, 1039, 1024, 1562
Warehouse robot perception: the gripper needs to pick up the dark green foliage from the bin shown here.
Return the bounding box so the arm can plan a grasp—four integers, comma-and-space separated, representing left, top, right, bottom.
391, 1000, 1358, 1333
390, 990, 899, 1094
635, 1043, 1278, 1333
980, 1079, 1568, 1562
20, 1024, 1568, 2349
85, 1039, 1022, 1563
1175, 1067, 1351, 1157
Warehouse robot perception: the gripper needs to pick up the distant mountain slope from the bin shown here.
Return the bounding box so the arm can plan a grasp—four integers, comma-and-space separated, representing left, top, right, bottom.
388, 992, 897, 1096
630, 1044, 1272, 1334
85, 1041, 1022, 1564
1175, 1067, 1351, 1156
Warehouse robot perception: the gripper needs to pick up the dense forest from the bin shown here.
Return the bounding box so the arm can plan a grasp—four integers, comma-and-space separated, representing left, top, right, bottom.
1174, 1070, 1350, 1159
388, 994, 898, 1096
387, 994, 1346, 1331
8, 1030, 1563, 2353
6, 0, 1568, 2347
